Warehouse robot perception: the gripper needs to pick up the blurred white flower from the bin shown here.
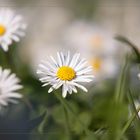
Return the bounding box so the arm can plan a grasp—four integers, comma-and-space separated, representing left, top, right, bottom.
0, 8, 26, 51
89, 56, 117, 79
63, 21, 117, 55
37, 52, 94, 98
0, 67, 23, 109
63, 21, 119, 81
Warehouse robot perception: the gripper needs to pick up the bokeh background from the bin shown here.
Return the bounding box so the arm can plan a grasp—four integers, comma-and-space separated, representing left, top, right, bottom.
0, 0, 140, 140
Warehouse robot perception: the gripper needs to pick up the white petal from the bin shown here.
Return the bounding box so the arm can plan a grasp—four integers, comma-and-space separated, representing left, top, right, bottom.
0, 99, 8, 106
57, 52, 63, 67
1, 43, 8, 52
48, 87, 54, 93
76, 66, 93, 75
70, 53, 80, 68
48, 81, 62, 93
65, 51, 70, 66
60, 52, 65, 66
62, 83, 68, 98
71, 82, 88, 92
11, 35, 20, 42
42, 82, 50, 87
69, 53, 78, 67
50, 56, 58, 67
2, 93, 22, 98
75, 59, 87, 71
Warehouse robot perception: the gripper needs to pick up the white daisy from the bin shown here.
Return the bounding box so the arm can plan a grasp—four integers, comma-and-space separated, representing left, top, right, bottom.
0, 8, 26, 51
0, 67, 23, 109
37, 52, 94, 98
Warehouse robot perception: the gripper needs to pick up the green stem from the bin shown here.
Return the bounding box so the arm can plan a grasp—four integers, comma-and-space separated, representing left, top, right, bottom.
55, 93, 97, 139
115, 55, 130, 102
121, 113, 136, 136
63, 105, 72, 140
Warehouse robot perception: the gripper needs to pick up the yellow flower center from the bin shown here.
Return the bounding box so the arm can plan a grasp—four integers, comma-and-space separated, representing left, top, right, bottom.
0, 24, 6, 36
89, 35, 103, 48
91, 58, 102, 72
57, 66, 76, 81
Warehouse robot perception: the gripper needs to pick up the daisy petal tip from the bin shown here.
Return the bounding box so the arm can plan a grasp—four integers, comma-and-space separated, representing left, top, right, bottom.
48, 88, 53, 93
17, 94, 23, 98
62, 94, 67, 98
84, 89, 88, 92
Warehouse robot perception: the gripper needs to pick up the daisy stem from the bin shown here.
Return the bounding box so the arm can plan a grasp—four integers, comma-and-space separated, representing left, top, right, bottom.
62, 105, 72, 140
55, 93, 97, 139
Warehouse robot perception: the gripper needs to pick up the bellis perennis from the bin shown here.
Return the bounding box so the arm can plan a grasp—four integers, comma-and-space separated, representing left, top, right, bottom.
0, 8, 26, 51
0, 67, 23, 109
37, 52, 94, 98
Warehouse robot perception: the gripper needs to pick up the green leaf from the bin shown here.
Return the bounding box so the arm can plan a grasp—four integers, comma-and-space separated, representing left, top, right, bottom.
115, 35, 140, 62
73, 111, 92, 134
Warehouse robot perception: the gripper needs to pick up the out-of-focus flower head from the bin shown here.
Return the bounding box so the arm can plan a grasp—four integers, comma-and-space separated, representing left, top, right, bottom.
89, 55, 117, 80
0, 8, 26, 51
63, 21, 117, 55
63, 21, 118, 81
0, 67, 23, 110
37, 52, 94, 98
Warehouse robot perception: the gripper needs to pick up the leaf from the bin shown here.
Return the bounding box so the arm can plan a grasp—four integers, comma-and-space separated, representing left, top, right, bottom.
81, 130, 97, 140
115, 35, 140, 62
72, 111, 92, 134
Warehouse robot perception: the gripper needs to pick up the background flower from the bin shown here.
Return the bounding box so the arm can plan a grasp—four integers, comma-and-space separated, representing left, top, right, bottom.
0, 8, 26, 51
0, 67, 23, 110
62, 21, 119, 81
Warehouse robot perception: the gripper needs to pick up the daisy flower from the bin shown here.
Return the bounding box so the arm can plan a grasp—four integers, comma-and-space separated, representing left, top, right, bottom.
0, 8, 26, 51
89, 56, 117, 79
0, 67, 23, 109
37, 52, 94, 98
